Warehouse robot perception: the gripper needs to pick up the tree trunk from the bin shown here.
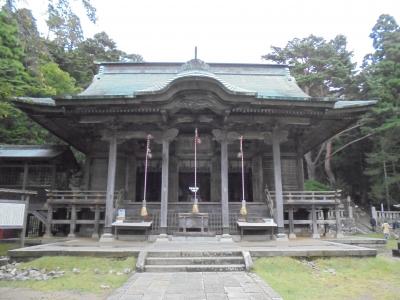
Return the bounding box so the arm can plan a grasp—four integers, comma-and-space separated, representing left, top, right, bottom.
383, 160, 390, 210
304, 152, 316, 180
324, 141, 336, 186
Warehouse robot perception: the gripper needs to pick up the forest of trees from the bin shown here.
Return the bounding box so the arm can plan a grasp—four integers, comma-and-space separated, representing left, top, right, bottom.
0, 1, 399, 208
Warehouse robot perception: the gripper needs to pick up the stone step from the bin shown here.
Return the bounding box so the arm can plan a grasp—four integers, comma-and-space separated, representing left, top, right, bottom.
144, 264, 246, 272
145, 256, 244, 265
146, 251, 243, 258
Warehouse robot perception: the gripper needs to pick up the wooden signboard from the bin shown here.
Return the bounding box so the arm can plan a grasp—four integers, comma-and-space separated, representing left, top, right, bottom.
0, 189, 36, 247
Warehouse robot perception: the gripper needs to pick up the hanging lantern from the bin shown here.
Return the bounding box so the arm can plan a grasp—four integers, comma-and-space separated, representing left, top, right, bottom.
239, 136, 248, 217
141, 134, 152, 218
191, 128, 201, 214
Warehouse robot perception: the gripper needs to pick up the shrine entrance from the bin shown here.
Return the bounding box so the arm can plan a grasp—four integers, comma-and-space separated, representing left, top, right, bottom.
178, 172, 210, 202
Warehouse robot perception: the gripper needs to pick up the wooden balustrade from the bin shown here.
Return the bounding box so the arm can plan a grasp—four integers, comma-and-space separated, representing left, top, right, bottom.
270, 190, 342, 204
44, 189, 123, 238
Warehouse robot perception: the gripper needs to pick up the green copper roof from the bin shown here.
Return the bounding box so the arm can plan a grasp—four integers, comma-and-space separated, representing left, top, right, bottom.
79, 60, 311, 100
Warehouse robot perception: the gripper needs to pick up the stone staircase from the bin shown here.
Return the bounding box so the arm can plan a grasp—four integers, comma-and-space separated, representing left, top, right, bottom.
139, 250, 247, 272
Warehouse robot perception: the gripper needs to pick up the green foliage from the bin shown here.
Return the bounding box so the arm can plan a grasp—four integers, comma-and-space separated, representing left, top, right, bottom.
360, 15, 400, 206
304, 180, 330, 191
263, 34, 356, 97
39, 62, 78, 95
0, 10, 32, 100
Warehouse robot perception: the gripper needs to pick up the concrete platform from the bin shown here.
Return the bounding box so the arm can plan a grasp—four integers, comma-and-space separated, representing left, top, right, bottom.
8, 237, 376, 260
326, 236, 386, 249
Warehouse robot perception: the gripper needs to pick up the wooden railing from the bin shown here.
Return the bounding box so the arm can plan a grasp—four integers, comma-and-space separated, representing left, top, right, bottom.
47, 190, 123, 205
44, 189, 123, 238
270, 190, 342, 204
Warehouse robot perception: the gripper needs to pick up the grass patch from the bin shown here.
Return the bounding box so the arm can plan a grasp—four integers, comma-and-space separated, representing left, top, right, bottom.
254, 256, 400, 300
0, 256, 136, 294
0, 243, 19, 256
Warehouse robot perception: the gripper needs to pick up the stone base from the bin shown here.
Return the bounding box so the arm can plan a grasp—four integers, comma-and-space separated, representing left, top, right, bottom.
99, 233, 114, 242
156, 234, 169, 242
335, 233, 345, 239
67, 233, 76, 238
312, 233, 321, 239
91, 233, 99, 239
288, 233, 297, 239
275, 233, 288, 241
219, 234, 233, 242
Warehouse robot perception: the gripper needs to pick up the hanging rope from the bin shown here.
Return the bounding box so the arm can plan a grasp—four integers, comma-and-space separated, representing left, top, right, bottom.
239, 136, 248, 217
192, 128, 201, 213
141, 134, 152, 218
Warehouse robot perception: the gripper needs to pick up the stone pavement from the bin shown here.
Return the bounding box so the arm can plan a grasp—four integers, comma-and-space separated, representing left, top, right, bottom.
107, 272, 282, 300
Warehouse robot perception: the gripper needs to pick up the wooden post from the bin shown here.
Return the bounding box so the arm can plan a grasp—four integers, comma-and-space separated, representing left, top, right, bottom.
101, 134, 118, 241
92, 205, 100, 239
159, 129, 178, 235
22, 163, 28, 190
83, 156, 91, 190
311, 205, 320, 239
252, 154, 264, 203
221, 140, 230, 234
68, 204, 77, 237
160, 139, 170, 234
272, 129, 284, 234
210, 156, 220, 202
288, 207, 296, 239
126, 155, 137, 202
168, 156, 179, 204
44, 203, 53, 238
20, 195, 29, 247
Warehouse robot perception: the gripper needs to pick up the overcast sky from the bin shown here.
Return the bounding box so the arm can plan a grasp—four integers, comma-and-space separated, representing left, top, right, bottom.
18, 0, 400, 66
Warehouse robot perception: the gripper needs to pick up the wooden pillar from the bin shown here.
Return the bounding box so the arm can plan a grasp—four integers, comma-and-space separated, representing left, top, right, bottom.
68, 204, 77, 238
311, 205, 320, 239
288, 207, 296, 239
101, 134, 118, 241
160, 139, 170, 234
125, 155, 137, 202
92, 205, 100, 239
83, 156, 91, 190
169, 156, 179, 204
272, 129, 284, 233
252, 154, 264, 202
297, 156, 305, 189
44, 204, 53, 238
159, 129, 178, 235
210, 156, 221, 202
221, 140, 230, 234
22, 162, 28, 190
50, 164, 56, 189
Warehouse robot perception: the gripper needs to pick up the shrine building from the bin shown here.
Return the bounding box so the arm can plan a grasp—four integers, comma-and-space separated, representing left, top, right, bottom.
13, 59, 375, 240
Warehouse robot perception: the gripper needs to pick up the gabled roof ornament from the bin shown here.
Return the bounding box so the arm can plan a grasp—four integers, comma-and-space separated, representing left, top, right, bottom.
180, 46, 210, 72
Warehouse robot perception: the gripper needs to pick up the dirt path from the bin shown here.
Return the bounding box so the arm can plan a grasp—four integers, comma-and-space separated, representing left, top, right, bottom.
0, 287, 108, 300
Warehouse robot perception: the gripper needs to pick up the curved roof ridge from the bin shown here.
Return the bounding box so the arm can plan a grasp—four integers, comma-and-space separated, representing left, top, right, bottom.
136, 69, 255, 96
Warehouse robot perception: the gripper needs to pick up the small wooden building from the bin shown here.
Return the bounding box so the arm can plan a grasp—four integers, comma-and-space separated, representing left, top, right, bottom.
14, 59, 375, 239
0, 145, 78, 237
